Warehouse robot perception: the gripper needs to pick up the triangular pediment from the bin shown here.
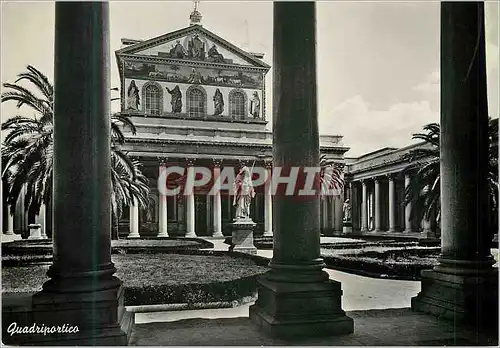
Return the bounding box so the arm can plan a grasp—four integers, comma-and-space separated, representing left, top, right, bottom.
116, 25, 269, 69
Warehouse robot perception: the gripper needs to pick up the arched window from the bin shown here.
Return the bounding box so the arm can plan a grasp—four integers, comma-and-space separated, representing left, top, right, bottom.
186, 86, 206, 117
142, 82, 162, 115
229, 89, 247, 120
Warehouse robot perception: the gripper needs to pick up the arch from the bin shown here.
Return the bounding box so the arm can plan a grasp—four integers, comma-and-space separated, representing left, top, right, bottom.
141, 81, 163, 116
228, 88, 248, 120
186, 85, 207, 117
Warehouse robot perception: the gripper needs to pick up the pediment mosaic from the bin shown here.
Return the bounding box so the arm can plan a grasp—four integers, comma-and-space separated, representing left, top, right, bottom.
134, 32, 253, 67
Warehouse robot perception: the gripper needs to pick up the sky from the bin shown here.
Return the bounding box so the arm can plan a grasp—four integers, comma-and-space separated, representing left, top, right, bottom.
1, 1, 499, 157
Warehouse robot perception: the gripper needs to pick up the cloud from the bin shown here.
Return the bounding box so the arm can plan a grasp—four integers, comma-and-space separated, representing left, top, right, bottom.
413, 70, 439, 95
320, 95, 439, 157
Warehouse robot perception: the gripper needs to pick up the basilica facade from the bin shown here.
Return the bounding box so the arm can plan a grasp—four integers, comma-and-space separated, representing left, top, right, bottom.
114, 10, 348, 238
1, 9, 435, 241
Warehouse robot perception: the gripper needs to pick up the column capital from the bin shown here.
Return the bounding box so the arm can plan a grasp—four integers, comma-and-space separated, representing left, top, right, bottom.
386, 173, 396, 180
212, 158, 222, 167
157, 156, 168, 165
264, 160, 273, 169
186, 158, 196, 167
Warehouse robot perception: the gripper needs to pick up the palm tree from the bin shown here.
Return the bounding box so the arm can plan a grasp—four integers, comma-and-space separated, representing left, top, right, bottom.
402, 118, 498, 236
319, 154, 345, 196
1, 65, 150, 239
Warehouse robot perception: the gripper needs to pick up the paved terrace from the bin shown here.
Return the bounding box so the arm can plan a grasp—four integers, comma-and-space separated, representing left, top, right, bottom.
128, 238, 498, 346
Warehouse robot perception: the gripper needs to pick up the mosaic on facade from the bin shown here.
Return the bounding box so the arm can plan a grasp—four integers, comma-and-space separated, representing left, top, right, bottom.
124, 60, 263, 89
150, 34, 237, 64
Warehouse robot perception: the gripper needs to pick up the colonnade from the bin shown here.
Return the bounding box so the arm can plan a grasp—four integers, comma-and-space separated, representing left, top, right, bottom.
127, 159, 274, 238
350, 173, 436, 237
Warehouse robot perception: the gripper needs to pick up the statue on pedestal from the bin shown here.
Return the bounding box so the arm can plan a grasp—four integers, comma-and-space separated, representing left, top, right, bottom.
166, 85, 182, 113
249, 91, 261, 118
126, 80, 140, 110
233, 166, 255, 220
213, 88, 224, 115
343, 199, 351, 223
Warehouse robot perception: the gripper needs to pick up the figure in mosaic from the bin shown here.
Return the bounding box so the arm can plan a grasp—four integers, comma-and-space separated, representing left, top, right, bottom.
188, 68, 203, 84
233, 166, 255, 220
208, 44, 224, 63
169, 40, 187, 58
188, 35, 205, 59
249, 91, 260, 118
166, 85, 182, 113
213, 88, 224, 115
126, 80, 140, 110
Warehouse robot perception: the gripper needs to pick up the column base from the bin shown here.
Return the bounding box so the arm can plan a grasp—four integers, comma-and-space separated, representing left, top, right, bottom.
411, 268, 498, 332
3, 284, 133, 345
420, 230, 436, 239
262, 231, 273, 237
230, 218, 257, 255
249, 273, 354, 338
156, 232, 169, 238
185, 231, 197, 238
127, 232, 141, 239
4, 230, 14, 235
212, 231, 225, 239
403, 229, 413, 233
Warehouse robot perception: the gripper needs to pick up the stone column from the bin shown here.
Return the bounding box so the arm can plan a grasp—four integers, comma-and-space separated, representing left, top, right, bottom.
360, 180, 368, 232
212, 161, 224, 238
374, 177, 381, 232
38, 204, 48, 239
321, 197, 329, 233
185, 160, 196, 237
388, 175, 396, 232
31, 3, 132, 344
128, 199, 140, 239
249, 2, 353, 338
263, 160, 273, 237
404, 174, 412, 233
334, 195, 343, 234
412, 2, 498, 332
158, 161, 169, 238
5, 212, 14, 235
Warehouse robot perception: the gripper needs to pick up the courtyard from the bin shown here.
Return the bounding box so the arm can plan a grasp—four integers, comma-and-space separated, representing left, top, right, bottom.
1, 1, 499, 346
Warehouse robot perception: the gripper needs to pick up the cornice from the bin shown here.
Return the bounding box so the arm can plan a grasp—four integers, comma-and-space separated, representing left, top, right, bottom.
117, 53, 269, 73
122, 137, 349, 152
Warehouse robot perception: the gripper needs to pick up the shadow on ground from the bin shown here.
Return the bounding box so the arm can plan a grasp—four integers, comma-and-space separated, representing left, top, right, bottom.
130, 308, 498, 346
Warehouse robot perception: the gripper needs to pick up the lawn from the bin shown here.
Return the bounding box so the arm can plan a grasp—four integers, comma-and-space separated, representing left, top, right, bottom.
2, 252, 269, 305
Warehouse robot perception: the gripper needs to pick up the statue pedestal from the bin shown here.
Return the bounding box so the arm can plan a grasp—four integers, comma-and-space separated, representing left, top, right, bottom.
28, 224, 44, 240
342, 221, 352, 234
230, 218, 257, 255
